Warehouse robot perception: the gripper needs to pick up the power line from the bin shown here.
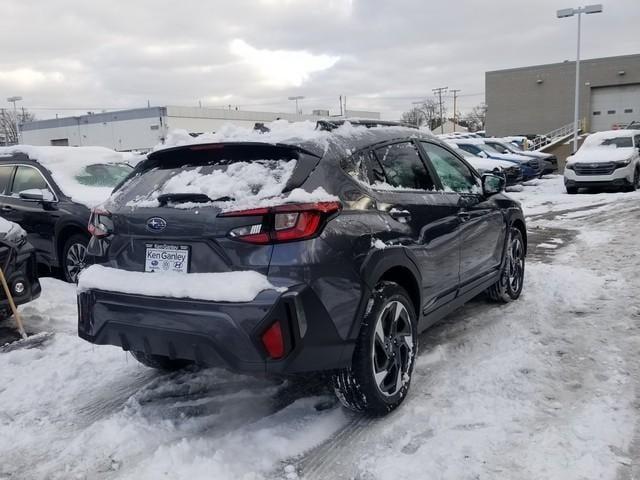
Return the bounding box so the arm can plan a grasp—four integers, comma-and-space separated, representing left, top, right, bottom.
432, 87, 448, 134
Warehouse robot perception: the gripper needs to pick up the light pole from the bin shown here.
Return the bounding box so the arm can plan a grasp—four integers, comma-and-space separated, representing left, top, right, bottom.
557, 4, 603, 152
288, 96, 304, 116
7, 96, 22, 145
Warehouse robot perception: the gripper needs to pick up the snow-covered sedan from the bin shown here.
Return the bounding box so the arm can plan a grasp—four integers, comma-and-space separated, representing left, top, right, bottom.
445, 142, 523, 185
0, 146, 134, 282
564, 130, 640, 194
449, 138, 541, 180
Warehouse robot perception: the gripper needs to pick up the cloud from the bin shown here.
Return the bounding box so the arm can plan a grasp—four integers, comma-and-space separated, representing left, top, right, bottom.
229, 38, 340, 88
0, 68, 64, 89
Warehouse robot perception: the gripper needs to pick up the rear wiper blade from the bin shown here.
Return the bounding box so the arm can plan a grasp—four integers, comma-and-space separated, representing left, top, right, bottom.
157, 193, 234, 205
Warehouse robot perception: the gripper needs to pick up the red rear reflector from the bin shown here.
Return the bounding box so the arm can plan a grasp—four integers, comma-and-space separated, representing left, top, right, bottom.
261, 321, 285, 359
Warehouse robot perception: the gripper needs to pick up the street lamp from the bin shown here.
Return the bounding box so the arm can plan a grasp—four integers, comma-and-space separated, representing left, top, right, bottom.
288, 96, 305, 115
7, 96, 23, 145
557, 4, 603, 152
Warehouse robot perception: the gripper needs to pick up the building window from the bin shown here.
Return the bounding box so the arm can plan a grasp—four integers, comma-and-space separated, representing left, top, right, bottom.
624, 108, 633, 114
50, 138, 69, 146
592, 111, 601, 116
607, 110, 616, 115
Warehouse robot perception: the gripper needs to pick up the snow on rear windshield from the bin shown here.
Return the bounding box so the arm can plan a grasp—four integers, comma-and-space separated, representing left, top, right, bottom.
118, 159, 297, 210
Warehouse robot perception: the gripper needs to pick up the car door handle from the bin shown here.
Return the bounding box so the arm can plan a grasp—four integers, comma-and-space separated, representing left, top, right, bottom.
458, 211, 472, 222
1, 206, 13, 212
389, 208, 411, 223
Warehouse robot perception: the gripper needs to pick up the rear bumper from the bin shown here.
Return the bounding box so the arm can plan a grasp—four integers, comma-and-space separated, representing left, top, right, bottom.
77, 284, 354, 375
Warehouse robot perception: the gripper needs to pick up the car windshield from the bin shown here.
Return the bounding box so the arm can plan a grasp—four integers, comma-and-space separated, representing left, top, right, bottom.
476, 143, 500, 154
599, 137, 633, 148
74, 163, 133, 187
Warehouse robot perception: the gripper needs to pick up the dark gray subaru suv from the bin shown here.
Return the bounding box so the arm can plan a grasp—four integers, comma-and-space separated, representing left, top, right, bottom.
78, 120, 526, 415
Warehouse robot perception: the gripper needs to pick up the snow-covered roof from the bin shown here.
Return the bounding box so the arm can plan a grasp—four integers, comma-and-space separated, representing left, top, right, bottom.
582, 129, 640, 146
0, 216, 26, 243
154, 120, 432, 158
0, 145, 136, 208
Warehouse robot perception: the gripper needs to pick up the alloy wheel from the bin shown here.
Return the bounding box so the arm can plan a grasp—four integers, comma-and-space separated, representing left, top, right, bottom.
507, 235, 525, 293
66, 242, 87, 283
371, 300, 414, 397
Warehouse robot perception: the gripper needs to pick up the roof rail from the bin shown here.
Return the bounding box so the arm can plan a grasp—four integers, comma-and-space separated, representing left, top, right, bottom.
315, 119, 417, 132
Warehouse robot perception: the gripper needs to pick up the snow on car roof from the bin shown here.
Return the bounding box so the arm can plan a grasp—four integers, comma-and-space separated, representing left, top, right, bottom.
155, 120, 432, 158
582, 129, 640, 146
0, 145, 135, 208
447, 138, 486, 145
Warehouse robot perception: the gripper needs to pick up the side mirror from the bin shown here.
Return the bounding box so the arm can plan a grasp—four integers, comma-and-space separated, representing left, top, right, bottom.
482, 173, 506, 196
19, 189, 55, 203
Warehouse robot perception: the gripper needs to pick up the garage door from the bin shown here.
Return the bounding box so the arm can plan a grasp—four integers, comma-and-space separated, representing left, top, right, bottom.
590, 84, 640, 132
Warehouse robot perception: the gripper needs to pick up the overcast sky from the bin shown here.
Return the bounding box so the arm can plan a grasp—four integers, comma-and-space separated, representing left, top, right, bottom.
1, 0, 637, 120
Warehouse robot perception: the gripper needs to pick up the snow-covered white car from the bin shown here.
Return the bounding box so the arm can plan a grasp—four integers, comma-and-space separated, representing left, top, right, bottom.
564, 130, 640, 194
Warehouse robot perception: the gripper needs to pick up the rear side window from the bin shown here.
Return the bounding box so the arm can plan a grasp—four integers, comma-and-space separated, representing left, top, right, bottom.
11, 166, 50, 194
0, 166, 14, 195
373, 142, 434, 190
421, 142, 480, 194
341, 151, 384, 185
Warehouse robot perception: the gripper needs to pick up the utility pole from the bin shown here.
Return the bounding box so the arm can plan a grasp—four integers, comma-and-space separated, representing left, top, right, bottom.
450, 89, 461, 132
432, 87, 448, 134
339, 95, 343, 116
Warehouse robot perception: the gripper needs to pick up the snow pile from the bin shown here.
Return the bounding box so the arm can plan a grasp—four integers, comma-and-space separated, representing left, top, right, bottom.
78, 265, 286, 302
0, 216, 26, 241
121, 158, 338, 212
0, 145, 133, 207
157, 120, 423, 155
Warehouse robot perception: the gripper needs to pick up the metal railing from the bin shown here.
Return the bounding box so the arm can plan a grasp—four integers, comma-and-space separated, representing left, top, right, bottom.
530, 120, 584, 151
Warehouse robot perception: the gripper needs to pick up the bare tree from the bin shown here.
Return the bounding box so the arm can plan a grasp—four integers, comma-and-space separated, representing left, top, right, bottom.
400, 98, 443, 131
463, 103, 487, 132
0, 109, 36, 145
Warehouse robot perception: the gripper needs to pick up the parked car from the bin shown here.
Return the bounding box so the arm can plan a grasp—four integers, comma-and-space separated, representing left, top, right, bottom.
0, 146, 134, 282
483, 138, 557, 173
450, 139, 542, 180
78, 120, 527, 415
564, 129, 640, 194
444, 141, 524, 186
0, 217, 40, 319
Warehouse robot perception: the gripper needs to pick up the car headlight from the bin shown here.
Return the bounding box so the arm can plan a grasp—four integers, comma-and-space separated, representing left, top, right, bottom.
613, 158, 632, 168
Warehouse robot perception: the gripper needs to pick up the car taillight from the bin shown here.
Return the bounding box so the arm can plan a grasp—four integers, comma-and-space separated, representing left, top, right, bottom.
261, 320, 285, 359
219, 201, 341, 244
88, 207, 113, 238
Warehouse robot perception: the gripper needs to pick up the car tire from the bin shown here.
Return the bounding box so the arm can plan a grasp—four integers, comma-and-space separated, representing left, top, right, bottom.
331, 281, 417, 416
566, 186, 578, 195
130, 351, 193, 371
62, 234, 89, 283
487, 227, 526, 303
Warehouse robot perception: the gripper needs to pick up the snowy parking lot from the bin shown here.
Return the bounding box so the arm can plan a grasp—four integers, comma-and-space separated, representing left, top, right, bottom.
1, 175, 639, 480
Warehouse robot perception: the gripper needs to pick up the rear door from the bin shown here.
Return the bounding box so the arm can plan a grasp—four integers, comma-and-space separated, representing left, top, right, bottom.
419, 141, 506, 291
103, 144, 317, 275
369, 141, 461, 314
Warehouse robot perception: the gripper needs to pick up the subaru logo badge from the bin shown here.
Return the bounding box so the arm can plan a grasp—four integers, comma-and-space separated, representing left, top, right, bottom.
146, 217, 167, 231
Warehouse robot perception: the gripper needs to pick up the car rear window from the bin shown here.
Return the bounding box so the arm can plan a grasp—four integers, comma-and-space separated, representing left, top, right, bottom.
112, 144, 316, 209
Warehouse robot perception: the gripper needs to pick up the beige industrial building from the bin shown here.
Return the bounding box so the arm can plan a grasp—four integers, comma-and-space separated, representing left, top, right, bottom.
20, 106, 380, 151
485, 53, 640, 136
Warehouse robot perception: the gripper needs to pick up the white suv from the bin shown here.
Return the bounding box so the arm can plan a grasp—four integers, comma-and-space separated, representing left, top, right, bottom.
564, 130, 640, 194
